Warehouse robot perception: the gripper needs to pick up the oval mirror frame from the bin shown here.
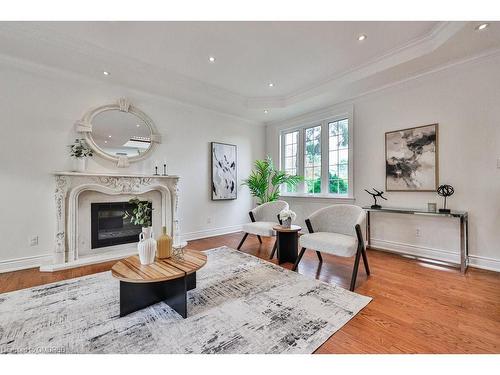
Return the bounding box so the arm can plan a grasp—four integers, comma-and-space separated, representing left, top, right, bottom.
75, 98, 161, 167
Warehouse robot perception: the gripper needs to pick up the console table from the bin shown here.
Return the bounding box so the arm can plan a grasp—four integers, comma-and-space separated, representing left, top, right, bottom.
363, 207, 469, 273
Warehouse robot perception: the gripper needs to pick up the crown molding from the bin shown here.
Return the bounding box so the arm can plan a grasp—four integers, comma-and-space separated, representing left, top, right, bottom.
0, 21, 491, 122
250, 21, 467, 109
265, 46, 500, 128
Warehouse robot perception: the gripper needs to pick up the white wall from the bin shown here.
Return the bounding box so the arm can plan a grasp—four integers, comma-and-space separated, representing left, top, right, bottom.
0, 59, 265, 271
266, 54, 500, 271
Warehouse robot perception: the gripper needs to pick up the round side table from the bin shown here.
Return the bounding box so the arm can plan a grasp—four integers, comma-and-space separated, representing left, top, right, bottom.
272, 225, 302, 264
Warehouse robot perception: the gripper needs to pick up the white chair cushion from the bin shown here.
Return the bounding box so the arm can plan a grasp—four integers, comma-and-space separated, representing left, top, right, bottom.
242, 222, 277, 237
299, 232, 358, 257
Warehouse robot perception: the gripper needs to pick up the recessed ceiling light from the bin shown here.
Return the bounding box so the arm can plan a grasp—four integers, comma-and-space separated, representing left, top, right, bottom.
208, 56, 216, 63
264, 110, 269, 114
103, 71, 110, 76
475, 23, 489, 31
104, 140, 108, 144
136, 124, 141, 127
358, 34, 367, 41
268, 83, 274, 88
108, 135, 112, 138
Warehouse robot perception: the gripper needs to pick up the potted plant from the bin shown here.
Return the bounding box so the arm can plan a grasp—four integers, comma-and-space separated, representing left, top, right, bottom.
69, 138, 93, 172
124, 198, 156, 265
279, 209, 297, 228
242, 156, 302, 204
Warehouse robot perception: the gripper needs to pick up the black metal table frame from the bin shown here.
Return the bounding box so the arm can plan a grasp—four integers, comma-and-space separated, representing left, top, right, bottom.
119, 272, 197, 318
364, 207, 469, 273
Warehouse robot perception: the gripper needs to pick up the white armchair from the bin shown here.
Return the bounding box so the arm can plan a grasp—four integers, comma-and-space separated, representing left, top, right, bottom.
293, 204, 370, 291
237, 200, 289, 258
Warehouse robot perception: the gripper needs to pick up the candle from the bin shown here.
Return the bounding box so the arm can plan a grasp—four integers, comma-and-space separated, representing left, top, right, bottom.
163, 160, 167, 176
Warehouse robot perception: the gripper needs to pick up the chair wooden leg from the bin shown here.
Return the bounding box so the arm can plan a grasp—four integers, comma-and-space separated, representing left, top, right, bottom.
292, 247, 306, 271
361, 247, 370, 275
257, 235, 262, 244
237, 233, 248, 250
349, 246, 362, 291
316, 251, 323, 262
269, 239, 277, 259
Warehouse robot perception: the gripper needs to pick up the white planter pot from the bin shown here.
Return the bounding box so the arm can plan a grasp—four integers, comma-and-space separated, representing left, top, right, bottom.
72, 157, 87, 173
138, 227, 157, 265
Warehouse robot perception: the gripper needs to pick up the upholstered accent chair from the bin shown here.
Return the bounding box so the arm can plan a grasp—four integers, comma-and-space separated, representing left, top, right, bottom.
293, 204, 370, 291
237, 200, 289, 257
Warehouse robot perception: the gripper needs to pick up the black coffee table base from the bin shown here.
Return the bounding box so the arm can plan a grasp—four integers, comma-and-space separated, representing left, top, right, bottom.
277, 232, 298, 264
119, 272, 196, 318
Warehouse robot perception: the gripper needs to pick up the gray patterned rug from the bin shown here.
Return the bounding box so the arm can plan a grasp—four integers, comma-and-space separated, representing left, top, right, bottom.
0, 247, 371, 354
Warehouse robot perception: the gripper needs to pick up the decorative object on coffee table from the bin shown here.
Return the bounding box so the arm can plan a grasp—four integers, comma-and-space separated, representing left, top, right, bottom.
273, 224, 301, 264
364, 188, 387, 209
437, 184, 454, 213
279, 209, 297, 228
69, 138, 93, 172
385, 123, 438, 191
211, 142, 237, 200
172, 241, 188, 260
111, 249, 207, 318
157, 226, 172, 259
123, 197, 155, 265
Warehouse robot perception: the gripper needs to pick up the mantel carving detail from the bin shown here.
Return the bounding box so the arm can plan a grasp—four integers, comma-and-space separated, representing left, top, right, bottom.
52, 173, 180, 266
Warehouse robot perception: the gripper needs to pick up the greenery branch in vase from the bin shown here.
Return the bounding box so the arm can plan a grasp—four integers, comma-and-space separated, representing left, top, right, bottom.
69, 138, 93, 173
242, 156, 303, 204
123, 198, 156, 265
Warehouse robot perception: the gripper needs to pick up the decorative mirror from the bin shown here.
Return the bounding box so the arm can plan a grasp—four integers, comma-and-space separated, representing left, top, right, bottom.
75, 98, 161, 167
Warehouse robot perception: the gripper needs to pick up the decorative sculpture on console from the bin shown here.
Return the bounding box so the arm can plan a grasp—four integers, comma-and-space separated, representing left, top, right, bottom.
437, 184, 454, 213
364, 188, 387, 209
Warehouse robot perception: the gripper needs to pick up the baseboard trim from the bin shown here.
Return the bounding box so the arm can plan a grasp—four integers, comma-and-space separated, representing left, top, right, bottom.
468, 255, 500, 272
370, 238, 500, 272
181, 225, 243, 242
0, 254, 53, 273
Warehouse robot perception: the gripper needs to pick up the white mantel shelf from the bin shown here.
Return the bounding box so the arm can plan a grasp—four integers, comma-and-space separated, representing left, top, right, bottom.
41, 172, 180, 272
54, 171, 180, 178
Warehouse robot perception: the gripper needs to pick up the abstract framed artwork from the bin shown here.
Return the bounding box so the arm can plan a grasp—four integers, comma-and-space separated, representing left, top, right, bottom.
211, 142, 237, 200
385, 123, 439, 191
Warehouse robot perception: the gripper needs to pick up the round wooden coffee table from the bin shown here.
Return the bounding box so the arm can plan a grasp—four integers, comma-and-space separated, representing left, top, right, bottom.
111, 249, 207, 318
273, 225, 302, 265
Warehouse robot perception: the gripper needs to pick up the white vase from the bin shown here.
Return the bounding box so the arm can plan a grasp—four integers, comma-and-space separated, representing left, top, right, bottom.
137, 227, 156, 265
72, 157, 87, 173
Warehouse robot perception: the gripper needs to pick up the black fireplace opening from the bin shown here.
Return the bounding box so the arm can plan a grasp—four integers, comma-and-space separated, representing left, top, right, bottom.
91, 201, 151, 249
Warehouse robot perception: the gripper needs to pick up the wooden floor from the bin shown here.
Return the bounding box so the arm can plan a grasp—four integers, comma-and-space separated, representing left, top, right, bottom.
1, 232, 499, 353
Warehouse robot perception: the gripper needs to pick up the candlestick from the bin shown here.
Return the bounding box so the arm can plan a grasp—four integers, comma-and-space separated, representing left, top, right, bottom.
154, 161, 159, 176
163, 161, 167, 176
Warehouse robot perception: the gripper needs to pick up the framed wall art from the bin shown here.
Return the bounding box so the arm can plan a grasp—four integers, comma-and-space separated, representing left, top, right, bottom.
211, 142, 237, 200
385, 123, 439, 191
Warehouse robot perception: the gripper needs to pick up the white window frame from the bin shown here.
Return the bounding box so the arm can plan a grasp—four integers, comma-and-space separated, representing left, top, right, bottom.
279, 109, 354, 199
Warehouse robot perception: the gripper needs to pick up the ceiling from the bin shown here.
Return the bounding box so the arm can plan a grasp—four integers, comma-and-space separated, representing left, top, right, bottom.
0, 21, 499, 123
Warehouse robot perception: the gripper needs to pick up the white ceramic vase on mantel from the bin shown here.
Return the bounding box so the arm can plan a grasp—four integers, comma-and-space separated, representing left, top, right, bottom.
72, 157, 87, 173
138, 227, 157, 265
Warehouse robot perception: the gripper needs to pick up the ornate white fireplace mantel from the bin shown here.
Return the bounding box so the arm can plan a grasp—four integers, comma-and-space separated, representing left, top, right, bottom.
40, 172, 179, 272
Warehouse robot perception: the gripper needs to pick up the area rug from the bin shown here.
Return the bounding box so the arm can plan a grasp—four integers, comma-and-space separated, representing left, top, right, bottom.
0, 246, 371, 354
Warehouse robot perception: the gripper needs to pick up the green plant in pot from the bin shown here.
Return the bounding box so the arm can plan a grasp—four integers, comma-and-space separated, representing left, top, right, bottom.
124, 198, 156, 265
242, 156, 303, 204
69, 138, 93, 173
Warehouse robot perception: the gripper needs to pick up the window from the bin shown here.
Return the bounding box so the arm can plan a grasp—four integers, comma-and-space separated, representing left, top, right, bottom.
283, 131, 299, 193
280, 114, 353, 197
328, 119, 349, 194
304, 125, 321, 193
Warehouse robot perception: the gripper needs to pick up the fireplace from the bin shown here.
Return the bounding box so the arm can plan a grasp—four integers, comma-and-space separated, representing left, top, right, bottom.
91, 201, 151, 249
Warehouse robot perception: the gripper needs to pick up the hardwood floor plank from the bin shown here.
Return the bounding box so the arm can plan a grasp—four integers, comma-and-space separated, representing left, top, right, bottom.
0, 232, 499, 354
